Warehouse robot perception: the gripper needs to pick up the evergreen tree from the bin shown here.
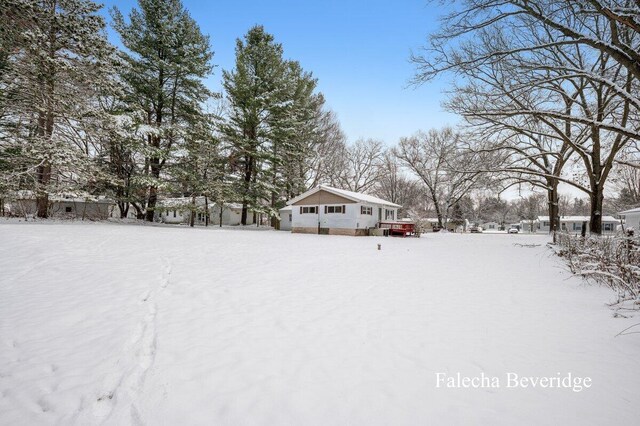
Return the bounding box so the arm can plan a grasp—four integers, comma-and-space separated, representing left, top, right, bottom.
221, 26, 286, 225
112, 0, 214, 222
265, 61, 320, 224
173, 109, 234, 227
0, 0, 115, 217
221, 26, 321, 225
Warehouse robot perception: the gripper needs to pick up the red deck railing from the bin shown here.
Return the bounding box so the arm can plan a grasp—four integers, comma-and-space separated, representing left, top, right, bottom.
378, 221, 416, 237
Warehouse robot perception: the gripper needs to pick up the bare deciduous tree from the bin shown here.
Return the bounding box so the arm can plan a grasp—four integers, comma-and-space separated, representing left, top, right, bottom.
337, 138, 385, 193
395, 128, 488, 228
412, 0, 640, 234
374, 151, 423, 217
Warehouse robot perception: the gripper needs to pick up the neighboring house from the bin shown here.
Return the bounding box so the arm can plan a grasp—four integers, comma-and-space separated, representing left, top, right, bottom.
619, 207, 640, 231
11, 192, 113, 220
482, 221, 500, 231
279, 205, 292, 231
287, 185, 401, 236
418, 217, 469, 232
421, 218, 441, 232
210, 203, 256, 226
157, 197, 255, 226
157, 197, 204, 224
536, 215, 619, 234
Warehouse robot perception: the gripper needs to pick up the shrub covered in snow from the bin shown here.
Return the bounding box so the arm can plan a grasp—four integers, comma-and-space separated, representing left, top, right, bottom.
554, 231, 640, 307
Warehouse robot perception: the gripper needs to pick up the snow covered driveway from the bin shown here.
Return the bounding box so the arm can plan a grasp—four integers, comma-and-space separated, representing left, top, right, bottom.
1, 223, 638, 425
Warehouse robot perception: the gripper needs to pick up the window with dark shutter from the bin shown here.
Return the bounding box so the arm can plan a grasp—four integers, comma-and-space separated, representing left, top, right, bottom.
342, 205, 345, 214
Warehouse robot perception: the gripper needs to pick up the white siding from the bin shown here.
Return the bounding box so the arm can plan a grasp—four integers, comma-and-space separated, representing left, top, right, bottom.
210, 205, 254, 226
624, 212, 640, 230
291, 202, 397, 231
279, 208, 292, 231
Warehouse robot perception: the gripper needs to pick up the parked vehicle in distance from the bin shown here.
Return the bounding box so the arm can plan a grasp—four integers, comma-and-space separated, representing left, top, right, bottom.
469, 225, 483, 233
508, 226, 519, 234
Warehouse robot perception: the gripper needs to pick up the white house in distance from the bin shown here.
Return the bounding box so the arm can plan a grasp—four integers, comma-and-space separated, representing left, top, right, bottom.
157, 197, 255, 226
482, 221, 500, 231
536, 215, 619, 234
286, 185, 400, 236
420, 217, 468, 232
619, 207, 640, 231
210, 203, 256, 226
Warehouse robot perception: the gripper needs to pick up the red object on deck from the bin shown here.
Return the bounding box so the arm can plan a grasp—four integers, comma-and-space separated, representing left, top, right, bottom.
378, 221, 415, 237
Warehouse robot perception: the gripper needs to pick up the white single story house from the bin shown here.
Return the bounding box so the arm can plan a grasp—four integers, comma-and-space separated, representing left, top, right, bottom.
278, 205, 292, 231
157, 197, 255, 226
482, 221, 500, 231
286, 185, 401, 236
619, 207, 640, 231
536, 215, 619, 234
210, 203, 256, 226
157, 197, 206, 224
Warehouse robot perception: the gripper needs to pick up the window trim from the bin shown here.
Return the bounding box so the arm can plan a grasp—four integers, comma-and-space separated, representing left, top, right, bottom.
325, 205, 345, 214
385, 209, 395, 220
300, 206, 318, 214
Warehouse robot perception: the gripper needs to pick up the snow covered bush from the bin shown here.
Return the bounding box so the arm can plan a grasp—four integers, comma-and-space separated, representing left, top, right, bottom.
554, 232, 640, 307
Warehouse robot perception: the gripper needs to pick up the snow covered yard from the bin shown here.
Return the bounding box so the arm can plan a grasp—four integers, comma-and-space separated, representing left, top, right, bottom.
1, 223, 638, 425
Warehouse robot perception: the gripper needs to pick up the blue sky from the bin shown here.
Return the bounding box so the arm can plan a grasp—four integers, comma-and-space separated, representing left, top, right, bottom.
99, 0, 458, 146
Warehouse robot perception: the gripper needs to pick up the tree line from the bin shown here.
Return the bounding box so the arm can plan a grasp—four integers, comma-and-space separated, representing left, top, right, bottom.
409, 0, 640, 235
1, 0, 638, 234
0, 0, 387, 225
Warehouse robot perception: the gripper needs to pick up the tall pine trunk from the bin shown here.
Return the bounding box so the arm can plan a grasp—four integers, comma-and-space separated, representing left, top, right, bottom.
189, 195, 196, 227
35, 108, 54, 218
204, 196, 209, 226
146, 159, 160, 222
36, 10, 56, 219
241, 154, 252, 225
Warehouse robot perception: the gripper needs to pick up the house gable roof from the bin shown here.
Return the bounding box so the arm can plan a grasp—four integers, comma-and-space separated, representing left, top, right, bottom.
287, 185, 401, 208
619, 207, 640, 215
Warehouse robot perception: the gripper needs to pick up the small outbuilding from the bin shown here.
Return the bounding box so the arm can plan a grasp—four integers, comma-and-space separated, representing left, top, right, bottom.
278, 205, 292, 231
10, 192, 113, 220
287, 185, 400, 236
